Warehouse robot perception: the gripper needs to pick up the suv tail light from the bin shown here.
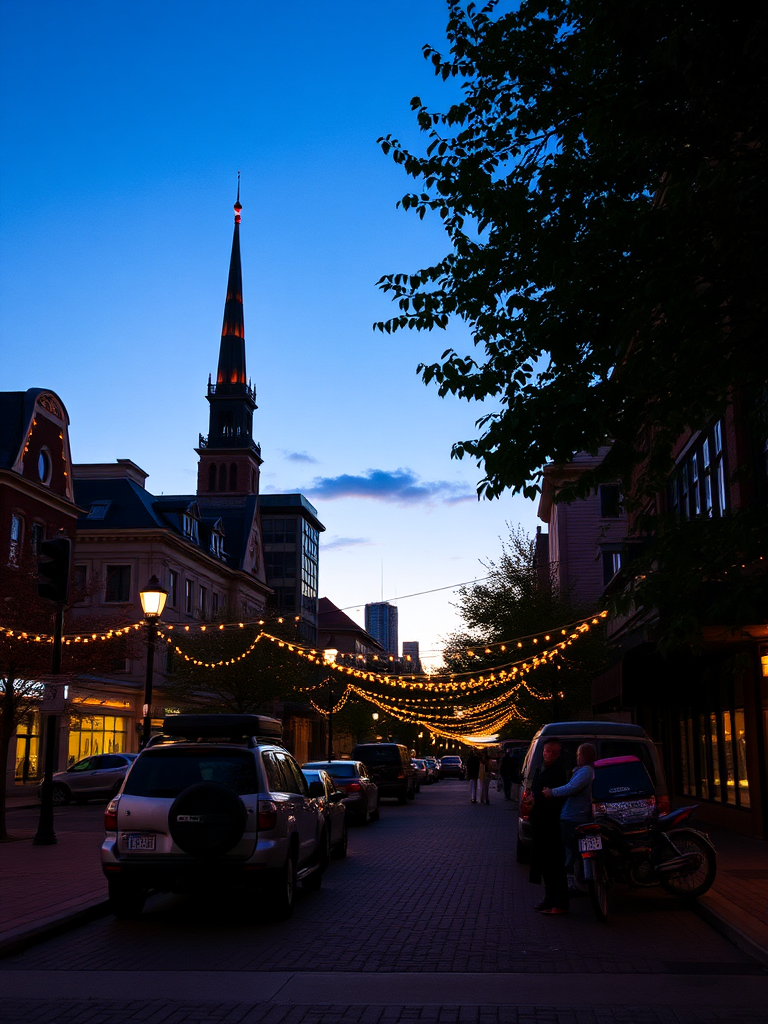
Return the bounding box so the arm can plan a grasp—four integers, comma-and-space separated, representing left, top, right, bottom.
258, 800, 278, 831
397, 771, 405, 779
104, 798, 118, 831
344, 782, 362, 792
657, 795, 670, 815
520, 788, 534, 820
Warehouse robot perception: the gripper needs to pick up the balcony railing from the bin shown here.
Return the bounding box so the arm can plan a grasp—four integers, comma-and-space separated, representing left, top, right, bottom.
199, 432, 261, 455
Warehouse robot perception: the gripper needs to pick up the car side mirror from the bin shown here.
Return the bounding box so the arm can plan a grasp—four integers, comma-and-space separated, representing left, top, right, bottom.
308, 781, 325, 798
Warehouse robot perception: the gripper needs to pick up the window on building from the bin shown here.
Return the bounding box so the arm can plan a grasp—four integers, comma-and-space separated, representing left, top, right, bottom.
87, 501, 111, 520
72, 564, 88, 599
199, 586, 207, 617
208, 464, 217, 492
212, 592, 219, 616
168, 569, 179, 609
669, 419, 727, 518
599, 485, 621, 519
9, 514, 23, 566
265, 551, 296, 578
185, 579, 194, 615
680, 706, 750, 808
182, 514, 199, 543
68, 714, 128, 762
105, 565, 131, 603
37, 448, 52, 485
262, 518, 297, 544
219, 464, 227, 491
210, 532, 224, 558
30, 522, 45, 555
601, 550, 623, 586
229, 464, 237, 491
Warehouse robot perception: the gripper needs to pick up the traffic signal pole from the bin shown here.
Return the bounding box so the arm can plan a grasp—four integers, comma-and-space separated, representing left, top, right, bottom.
33, 608, 63, 846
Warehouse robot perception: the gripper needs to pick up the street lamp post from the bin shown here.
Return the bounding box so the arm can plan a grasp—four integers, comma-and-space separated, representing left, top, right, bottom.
323, 648, 337, 762
139, 576, 167, 750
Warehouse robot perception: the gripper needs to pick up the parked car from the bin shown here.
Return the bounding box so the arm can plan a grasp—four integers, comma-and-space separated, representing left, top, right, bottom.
43, 753, 139, 805
101, 714, 326, 920
302, 759, 379, 824
302, 767, 348, 862
350, 742, 417, 804
412, 759, 429, 789
516, 721, 669, 863
423, 757, 440, 784
438, 755, 466, 780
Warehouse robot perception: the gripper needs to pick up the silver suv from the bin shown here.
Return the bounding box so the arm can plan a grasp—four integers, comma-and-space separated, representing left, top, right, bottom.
101, 714, 325, 920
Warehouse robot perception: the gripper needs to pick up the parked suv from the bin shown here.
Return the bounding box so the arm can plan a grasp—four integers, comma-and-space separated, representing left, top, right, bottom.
350, 742, 416, 804
101, 714, 325, 919
43, 753, 138, 805
516, 721, 668, 863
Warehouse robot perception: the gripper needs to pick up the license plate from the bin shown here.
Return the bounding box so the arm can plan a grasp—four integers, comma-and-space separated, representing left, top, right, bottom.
578, 835, 602, 852
124, 834, 156, 851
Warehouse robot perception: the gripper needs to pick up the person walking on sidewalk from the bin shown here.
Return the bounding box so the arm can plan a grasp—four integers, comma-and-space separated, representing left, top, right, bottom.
479, 749, 493, 804
529, 740, 569, 914
544, 742, 596, 892
466, 749, 480, 802
499, 749, 517, 801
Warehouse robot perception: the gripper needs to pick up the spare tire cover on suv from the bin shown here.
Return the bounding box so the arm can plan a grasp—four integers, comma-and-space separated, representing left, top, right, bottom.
169, 781, 247, 858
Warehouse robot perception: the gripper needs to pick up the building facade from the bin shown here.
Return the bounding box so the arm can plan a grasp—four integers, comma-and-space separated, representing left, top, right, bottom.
365, 601, 399, 657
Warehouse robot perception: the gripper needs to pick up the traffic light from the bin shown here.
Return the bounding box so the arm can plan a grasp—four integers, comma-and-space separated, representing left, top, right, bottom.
37, 536, 71, 604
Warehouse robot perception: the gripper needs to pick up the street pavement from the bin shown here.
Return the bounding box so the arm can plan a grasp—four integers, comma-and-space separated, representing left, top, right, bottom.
1, 782, 767, 1023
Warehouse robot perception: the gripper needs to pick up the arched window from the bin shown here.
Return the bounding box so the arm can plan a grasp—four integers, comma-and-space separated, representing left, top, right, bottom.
219, 464, 227, 491
229, 464, 238, 491
208, 464, 217, 492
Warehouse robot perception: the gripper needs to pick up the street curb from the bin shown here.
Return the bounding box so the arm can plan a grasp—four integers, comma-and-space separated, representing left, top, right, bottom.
0, 899, 111, 960
693, 891, 768, 969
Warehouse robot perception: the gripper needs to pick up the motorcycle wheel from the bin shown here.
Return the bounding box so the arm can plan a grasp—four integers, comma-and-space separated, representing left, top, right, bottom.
588, 855, 609, 922
659, 829, 717, 898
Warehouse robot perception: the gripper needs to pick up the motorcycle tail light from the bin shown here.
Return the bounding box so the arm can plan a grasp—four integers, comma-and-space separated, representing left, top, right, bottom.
104, 799, 118, 831
657, 795, 670, 815
397, 771, 405, 779
258, 800, 278, 831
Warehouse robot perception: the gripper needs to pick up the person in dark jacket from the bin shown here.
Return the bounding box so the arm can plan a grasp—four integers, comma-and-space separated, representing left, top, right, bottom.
499, 749, 517, 800
466, 749, 481, 803
529, 740, 569, 914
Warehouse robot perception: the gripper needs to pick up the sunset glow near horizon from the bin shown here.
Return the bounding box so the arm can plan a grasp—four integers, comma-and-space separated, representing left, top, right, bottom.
0, 0, 538, 668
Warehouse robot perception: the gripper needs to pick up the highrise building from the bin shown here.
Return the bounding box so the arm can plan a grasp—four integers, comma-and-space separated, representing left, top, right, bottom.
364, 601, 398, 657
402, 641, 422, 674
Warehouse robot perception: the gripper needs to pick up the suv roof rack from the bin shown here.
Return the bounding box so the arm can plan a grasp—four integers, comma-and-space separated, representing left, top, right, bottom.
161, 713, 283, 742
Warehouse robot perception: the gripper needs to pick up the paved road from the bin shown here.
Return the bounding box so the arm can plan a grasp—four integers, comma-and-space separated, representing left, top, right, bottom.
2, 782, 766, 1023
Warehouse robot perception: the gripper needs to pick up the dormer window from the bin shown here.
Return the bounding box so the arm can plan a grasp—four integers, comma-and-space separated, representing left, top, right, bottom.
87, 500, 111, 520
37, 448, 52, 486
210, 532, 225, 558
182, 514, 199, 543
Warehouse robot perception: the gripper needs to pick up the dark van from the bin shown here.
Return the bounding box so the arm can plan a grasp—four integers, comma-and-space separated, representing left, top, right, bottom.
516, 721, 667, 862
350, 743, 416, 804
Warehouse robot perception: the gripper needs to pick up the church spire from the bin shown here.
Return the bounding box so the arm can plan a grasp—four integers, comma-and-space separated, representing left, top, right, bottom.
216, 174, 246, 386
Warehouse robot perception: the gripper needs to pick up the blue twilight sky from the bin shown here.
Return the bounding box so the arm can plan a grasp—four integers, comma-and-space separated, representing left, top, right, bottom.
0, 0, 538, 665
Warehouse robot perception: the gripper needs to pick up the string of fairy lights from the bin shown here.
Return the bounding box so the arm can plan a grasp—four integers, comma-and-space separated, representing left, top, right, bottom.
1, 610, 607, 739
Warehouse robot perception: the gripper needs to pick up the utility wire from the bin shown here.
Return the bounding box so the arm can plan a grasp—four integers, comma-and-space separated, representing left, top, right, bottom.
339, 575, 491, 612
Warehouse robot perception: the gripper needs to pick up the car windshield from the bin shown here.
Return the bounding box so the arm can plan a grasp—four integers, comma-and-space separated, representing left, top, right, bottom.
123, 749, 259, 798
593, 761, 654, 801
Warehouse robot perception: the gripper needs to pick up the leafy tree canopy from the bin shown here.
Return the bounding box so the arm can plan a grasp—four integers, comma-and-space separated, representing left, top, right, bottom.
376, 0, 767, 503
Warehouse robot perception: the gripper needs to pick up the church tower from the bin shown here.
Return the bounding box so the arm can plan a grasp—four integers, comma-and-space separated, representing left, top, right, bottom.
196, 183, 263, 497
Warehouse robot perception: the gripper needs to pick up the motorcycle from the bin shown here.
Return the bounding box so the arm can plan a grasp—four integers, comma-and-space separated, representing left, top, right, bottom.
574, 759, 717, 922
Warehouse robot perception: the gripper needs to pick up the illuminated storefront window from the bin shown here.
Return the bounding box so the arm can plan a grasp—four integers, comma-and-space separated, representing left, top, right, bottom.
14, 713, 41, 782
68, 714, 128, 765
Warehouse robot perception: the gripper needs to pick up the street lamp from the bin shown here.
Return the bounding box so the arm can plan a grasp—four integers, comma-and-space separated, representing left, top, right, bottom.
139, 575, 167, 749
323, 647, 337, 762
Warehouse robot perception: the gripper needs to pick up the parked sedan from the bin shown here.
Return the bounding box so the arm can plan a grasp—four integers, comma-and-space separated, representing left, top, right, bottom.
45, 752, 139, 805
412, 759, 429, 788
438, 755, 466, 780
302, 760, 379, 824
302, 768, 348, 863
423, 758, 440, 784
